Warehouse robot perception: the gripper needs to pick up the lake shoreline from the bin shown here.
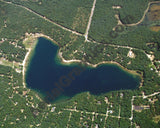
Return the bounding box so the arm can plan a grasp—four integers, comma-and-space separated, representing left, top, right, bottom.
58, 50, 143, 88
22, 34, 143, 96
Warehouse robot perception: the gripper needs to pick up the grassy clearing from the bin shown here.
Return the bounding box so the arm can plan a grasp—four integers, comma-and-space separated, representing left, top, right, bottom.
11, 0, 94, 33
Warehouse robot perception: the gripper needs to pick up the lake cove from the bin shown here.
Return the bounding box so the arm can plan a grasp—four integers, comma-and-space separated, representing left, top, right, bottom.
25, 37, 141, 103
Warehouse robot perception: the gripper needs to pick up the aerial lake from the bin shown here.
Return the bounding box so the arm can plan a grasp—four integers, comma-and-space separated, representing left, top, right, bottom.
25, 37, 140, 103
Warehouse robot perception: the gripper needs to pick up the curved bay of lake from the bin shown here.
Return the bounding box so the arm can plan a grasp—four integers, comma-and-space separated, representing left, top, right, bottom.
25, 37, 140, 103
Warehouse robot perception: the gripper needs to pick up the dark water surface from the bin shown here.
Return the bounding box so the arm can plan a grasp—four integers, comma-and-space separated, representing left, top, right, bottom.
26, 37, 140, 102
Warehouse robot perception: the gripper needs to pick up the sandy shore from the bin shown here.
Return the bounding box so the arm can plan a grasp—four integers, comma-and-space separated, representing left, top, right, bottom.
22, 33, 61, 88
22, 48, 31, 88
58, 50, 139, 75
22, 33, 143, 89
58, 50, 143, 88
58, 51, 81, 64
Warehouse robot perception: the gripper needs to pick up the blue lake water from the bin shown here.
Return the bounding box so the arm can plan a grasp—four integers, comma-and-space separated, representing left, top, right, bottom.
25, 37, 140, 102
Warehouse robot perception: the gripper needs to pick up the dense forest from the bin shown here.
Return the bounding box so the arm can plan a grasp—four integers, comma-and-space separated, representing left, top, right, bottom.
0, 0, 160, 127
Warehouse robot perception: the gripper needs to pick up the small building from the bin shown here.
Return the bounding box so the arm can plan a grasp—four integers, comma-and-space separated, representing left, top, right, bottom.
51, 107, 56, 112
109, 110, 113, 114
133, 105, 150, 112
